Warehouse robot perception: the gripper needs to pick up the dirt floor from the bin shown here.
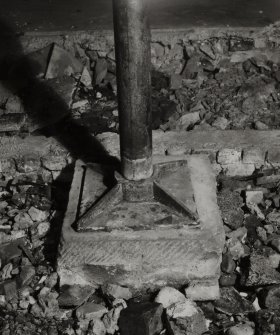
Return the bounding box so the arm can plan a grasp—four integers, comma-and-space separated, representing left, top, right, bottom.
1, 0, 280, 32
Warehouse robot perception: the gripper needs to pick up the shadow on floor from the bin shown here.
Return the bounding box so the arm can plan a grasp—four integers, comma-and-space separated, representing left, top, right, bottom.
0, 19, 119, 264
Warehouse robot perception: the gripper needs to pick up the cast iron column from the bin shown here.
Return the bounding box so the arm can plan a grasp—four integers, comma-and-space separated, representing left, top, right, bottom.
113, 0, 153, 181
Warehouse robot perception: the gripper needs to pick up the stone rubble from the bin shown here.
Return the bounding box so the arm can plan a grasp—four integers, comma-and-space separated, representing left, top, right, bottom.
2, 21, 280, 335
3, 24, 280, 135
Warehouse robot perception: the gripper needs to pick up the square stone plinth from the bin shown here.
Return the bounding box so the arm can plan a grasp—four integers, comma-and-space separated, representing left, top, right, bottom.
57, 155, 224, 300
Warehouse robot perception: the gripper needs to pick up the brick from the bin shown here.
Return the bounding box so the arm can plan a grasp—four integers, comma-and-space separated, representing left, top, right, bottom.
222, 163, 255, 176
242, 148, 265, 166
217, 149, 242, 165
267, 149, 280, 164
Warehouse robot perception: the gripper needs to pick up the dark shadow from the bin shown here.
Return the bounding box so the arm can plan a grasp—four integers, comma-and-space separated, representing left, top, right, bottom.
0, 18, 120, 167
0, 19, 120, 265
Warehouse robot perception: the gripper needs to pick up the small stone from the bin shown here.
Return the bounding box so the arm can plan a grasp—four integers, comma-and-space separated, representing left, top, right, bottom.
199, 43, 216, 60
247, 202, 265, 220
219, 273, 237, 287
80, 66, 92, 87
268, 253, 280, 268
241, 252, 280, 286
112, 109, 118, 117
58, 284, 96, 308
119, 302, 163, 335
270, 237, 280, 252
151, 43, 165, 58
17, 154, 41, 173
72, 100, 89, 109
0, 295, 6, 306
45, 272, 58, 288
184, 281, 220, 301
254, 120, 269, 130
226, 323, 254, 335
19, 265, 36, 286
11, 268, 19, 275
76, 302, 108, 321
222, 163, 255, 177
272, 195, 280, 208
37, 221, 50, 238
103, 284, 132, 301
1, 263, 13, 280
103, 301, 126, 334
0, 279, 18, 301
258, 285, 280, 310
214, 287, 254, 315
155, 287, 186, 308
227, 227, 248, 242
166, 299, 200, 319
45, 43, 83, 79
28, 207, 49, 222
246, 190, 263, 205
229, 38, 254, 52
253, 297, 261, 311
38, 287, 60, 317
41, 156, 67, 171
177, 112, 200, 130
5, 96, 24, 114
91, 319, 106, 335
13, 212, 34, 230
264, 224, 274, 235
256, 226, 267, 243
221, 253, 236, 274
0, 239, 23, 264
169, 73, 183, 90
166, 300, 207, 335
30, 303, 44, 317
212, 116, 230, 130
227, 238, 245, 260
94, 59, 108, 85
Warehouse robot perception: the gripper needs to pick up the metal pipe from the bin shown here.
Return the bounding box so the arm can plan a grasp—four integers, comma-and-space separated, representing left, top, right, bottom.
112, 0, 152, 181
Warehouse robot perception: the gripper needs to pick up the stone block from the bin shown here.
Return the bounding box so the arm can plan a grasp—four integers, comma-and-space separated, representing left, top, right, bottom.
57, 156, 224, 298
184, 280, 220, 301
242, 148, 266, 166
221, 163, 255, 176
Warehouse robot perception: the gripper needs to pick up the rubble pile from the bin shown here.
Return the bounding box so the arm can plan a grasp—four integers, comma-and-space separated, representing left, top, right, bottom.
2, 21, 280, 335
0, 160, 279, 334
3, 25, 280, 135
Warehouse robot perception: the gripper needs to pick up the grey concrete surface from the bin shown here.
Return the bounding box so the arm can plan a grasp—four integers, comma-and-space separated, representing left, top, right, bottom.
0, 0, 279, 32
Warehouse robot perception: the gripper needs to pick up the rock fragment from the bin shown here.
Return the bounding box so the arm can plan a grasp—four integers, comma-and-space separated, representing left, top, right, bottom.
241, 252, 280, 286
166, 299, 207, 335
102, 284, 132, 301
258, 285, 280, 310
226, 323, 254, 335
76, 302, 108, 321
58, 284, 96, 308
214, 287, 254, 315
45, 43, 83, 79
119, 302, 163, 335
155, 286, 186, 308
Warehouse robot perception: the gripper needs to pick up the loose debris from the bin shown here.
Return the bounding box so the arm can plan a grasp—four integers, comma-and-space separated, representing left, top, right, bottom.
2, 20, 280, 335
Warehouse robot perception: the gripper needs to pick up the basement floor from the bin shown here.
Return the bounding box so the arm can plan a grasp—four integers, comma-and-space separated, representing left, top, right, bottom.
0, 0, 280, 31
